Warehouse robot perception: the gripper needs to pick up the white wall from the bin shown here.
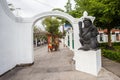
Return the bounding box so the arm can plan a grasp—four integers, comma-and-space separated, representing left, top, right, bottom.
0, 1, 33, 75
0, 0, 77, 75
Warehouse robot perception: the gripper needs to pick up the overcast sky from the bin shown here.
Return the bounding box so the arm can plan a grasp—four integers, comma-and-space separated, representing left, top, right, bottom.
7, 0, 75, 17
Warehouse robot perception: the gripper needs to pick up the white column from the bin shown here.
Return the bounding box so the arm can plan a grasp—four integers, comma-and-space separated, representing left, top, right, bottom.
69, 28, 73, 51
65, 32, 68, 47
73, 19, 81, 52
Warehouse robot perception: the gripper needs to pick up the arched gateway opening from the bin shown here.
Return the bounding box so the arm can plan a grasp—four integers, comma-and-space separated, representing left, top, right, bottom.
32, 11, 75, 26
32, 11, 75, 61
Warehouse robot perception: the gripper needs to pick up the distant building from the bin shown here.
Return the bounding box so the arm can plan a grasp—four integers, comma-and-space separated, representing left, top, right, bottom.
97, 29, 120, 43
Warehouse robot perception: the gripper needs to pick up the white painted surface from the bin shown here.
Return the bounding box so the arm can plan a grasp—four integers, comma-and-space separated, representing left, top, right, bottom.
73, 19, 81, 51
0, 0, 33, 75
104, 35, 108, 42
65, 32, 68, 47
98, 33, 120, 43
111, 35, 116, 42
69, 29, 73, 50
97, 35, 100, 42
1, 0, 102, 76
0, 0, 76, 75
74, 50, 102, 76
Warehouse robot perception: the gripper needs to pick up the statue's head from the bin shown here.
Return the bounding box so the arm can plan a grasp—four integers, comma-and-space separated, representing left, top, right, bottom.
83, 18, 92, 28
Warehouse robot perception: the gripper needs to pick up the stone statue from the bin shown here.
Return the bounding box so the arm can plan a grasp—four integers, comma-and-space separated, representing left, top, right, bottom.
78, 18, 99, 51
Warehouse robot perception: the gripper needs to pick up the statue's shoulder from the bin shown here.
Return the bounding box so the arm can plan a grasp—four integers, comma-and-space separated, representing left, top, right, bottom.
92, 25, 97, 29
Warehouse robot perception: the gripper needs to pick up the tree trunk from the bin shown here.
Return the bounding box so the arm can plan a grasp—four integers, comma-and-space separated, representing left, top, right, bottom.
108, 27, 112, 47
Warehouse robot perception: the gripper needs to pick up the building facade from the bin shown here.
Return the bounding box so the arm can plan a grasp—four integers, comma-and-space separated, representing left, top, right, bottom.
98, 29, 120, 43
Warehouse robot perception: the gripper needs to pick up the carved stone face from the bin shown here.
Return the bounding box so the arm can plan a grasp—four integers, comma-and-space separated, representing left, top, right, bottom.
83, 18, 92, 28
84, 20, 91, 28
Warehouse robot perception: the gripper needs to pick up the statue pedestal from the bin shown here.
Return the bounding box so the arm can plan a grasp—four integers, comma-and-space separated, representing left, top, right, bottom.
73, 49, 101, 76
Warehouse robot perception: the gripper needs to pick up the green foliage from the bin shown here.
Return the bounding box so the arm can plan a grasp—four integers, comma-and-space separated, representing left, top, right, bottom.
73, 0, 120, 47
52, 8, 64, 12
33, 26, 39, 33
42, 17, 60, 35
42, 17, 66, 39
112, 42, 120, 46
100, 42, 120, 47
72, 0, 90, 17
52, 8, 66, 24
100, 42, 120, 62
74, 0, 120, 28
33, 26, 47, 41
33, 26, 39, 39
102, 49, 120, 62
64, 0, 72, 13
68, 10, 82, 18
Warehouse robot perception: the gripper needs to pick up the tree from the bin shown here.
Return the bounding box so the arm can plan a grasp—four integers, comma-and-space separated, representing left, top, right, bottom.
52, 8, 66, 25
73, 0, 120, 48
52, 8, 64, 12
42, 17, 61, 36
33, 26, 47, 46
33, 26, 39, 40
42, 17, 63, 51
65, 0, 72, 13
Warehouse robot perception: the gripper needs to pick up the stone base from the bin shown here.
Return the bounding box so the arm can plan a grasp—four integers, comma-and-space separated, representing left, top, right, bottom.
74, 49, 101, 76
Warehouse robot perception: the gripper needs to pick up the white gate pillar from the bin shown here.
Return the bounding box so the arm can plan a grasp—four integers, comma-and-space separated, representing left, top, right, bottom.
69, 28, 73, 51
72, 19, 81, 52
65, 31, 68, 47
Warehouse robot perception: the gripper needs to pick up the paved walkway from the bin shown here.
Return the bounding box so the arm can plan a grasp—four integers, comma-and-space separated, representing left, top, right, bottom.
102, 57, 120, 77
0, 44, 120, 80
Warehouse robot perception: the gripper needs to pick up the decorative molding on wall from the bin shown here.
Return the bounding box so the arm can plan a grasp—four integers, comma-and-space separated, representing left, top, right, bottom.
0, 0, 16, 21
0, 0, 76, 23
0, 0, 32, 23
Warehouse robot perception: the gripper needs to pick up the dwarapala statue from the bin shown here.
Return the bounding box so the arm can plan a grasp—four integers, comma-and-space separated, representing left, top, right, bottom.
78, 18, 99, 51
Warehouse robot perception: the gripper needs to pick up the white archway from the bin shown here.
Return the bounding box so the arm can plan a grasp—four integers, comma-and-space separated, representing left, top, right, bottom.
31, 11, 76, 61
0, 0, 102, 76
0, 0, 81, 75
32, 11, 75, 27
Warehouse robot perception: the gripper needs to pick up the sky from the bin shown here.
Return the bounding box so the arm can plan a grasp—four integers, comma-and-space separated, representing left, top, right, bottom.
6, 0, 75, 31
7, 0, 75, 17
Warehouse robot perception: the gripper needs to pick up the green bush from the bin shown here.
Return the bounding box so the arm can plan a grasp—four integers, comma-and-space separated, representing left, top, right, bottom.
100, 42, 120, 47
102, 49, 120, 62
100, 43, 107, 47
100, 42, 120, 63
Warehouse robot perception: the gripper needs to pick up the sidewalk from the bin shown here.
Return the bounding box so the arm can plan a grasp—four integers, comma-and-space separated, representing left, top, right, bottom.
0, 44, 120, 80
102, 57, 120, 77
